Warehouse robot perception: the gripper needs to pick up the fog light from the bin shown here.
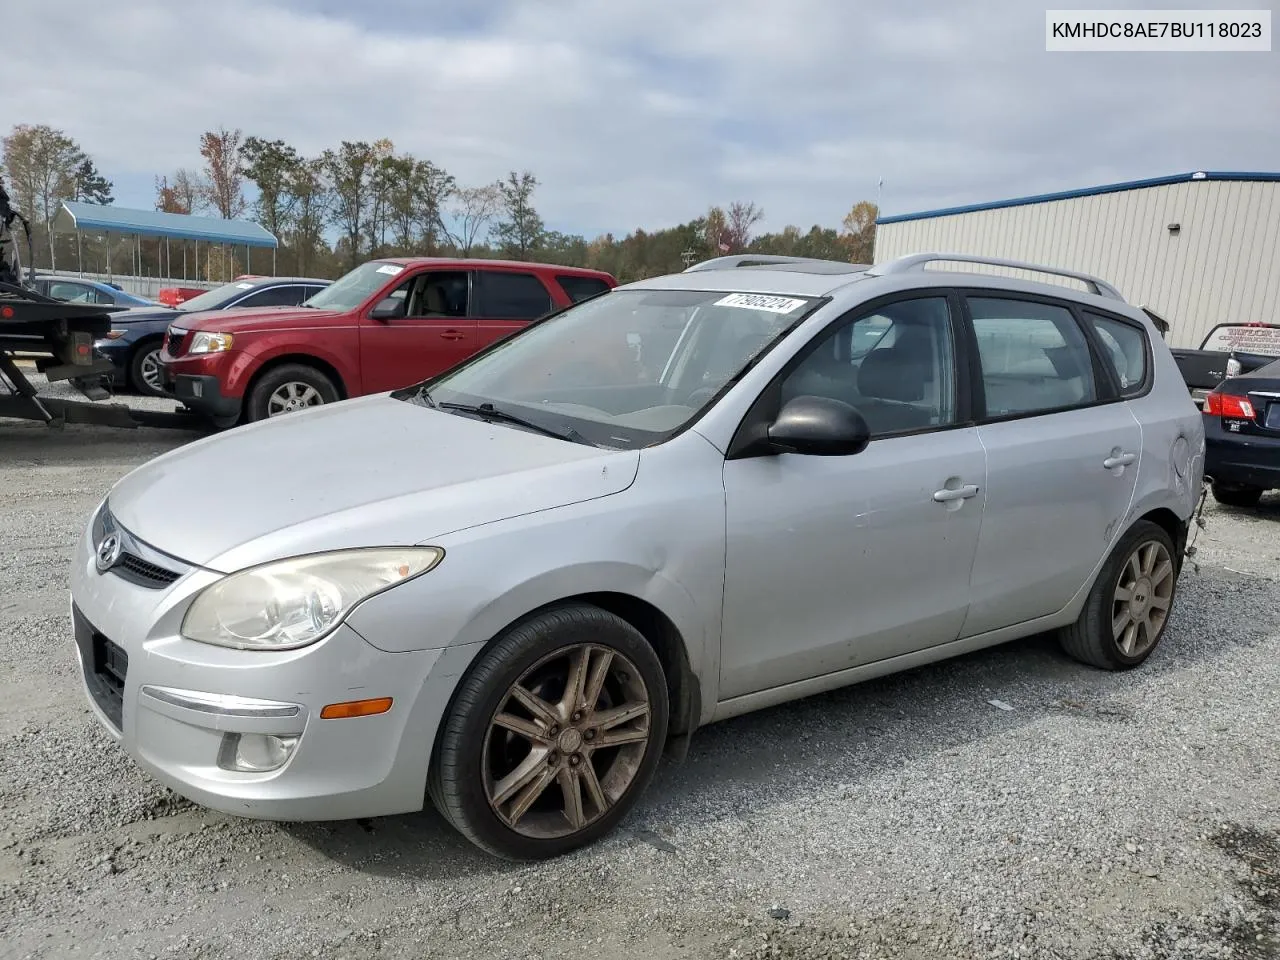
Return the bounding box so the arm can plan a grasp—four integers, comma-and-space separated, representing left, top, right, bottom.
219, 733, 299, 772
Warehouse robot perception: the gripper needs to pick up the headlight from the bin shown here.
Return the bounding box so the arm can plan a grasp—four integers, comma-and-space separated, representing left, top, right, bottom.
189, 331, 234, 354
181, 547, 443, 650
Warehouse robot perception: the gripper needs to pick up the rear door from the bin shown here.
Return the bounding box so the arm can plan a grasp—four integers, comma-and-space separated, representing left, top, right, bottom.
472, 270, 557, 348
960, 292, 1143, 637
359, 269, 477, 392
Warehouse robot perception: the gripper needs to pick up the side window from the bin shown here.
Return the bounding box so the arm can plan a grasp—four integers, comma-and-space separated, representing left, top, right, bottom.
556, 274, 611, 303
404, 271, 469, 318
302, 284, 326, 303
1086, 312, 1148, 396
238, 285, 302, 308
49, 281, 94, 302
968, 297, 1096, 418
779, 296, 956, 437
473, 271, 553, 320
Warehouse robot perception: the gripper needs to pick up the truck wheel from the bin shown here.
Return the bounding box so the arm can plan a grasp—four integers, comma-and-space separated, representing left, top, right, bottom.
245, 364, 338, 422
1211, 482, 1263, 508
429, 604, 669, 860
1058, 520, 1179, 671
129, 340, 167, 397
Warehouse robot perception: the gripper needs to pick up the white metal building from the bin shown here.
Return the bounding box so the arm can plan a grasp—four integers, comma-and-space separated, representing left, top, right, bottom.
873, 172, 1280, 349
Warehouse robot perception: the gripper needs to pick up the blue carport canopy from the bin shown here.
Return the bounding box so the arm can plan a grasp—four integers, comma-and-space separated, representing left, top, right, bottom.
54, 202, 277, 248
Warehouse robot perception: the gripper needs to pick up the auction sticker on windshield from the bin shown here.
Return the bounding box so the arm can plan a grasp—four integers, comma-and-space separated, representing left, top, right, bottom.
376, 264, 405, 275
714, 293, 808, 314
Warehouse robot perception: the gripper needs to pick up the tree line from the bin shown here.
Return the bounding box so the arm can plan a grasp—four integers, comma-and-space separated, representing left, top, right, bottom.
1, 123, 878, 284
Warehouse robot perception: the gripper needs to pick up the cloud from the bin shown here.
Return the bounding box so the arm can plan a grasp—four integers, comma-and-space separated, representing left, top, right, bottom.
6, 0, 1277, 238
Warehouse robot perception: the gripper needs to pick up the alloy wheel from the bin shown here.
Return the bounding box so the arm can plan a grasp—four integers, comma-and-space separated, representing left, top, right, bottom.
266, 381, 324, 416
139, 349, 163, 392
482, 644, 652, 839
1112, 540, 1174, 658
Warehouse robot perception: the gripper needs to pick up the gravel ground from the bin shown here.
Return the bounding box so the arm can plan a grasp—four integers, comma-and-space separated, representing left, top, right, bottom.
2, 389, 1279, 960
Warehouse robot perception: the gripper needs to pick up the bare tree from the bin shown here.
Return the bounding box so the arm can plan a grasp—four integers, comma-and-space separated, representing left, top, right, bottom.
198, 127, 246, 219
173, 169, 202, 214
446, 184, 503, 256
724, 201, 764, 251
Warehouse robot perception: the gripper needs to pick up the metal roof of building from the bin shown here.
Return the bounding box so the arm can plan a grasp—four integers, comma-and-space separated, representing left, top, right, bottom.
53, 201, 278, 248
876, 171, 1280, 225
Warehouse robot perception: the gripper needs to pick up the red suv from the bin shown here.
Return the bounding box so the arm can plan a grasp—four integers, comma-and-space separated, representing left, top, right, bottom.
159, 258, 616, 425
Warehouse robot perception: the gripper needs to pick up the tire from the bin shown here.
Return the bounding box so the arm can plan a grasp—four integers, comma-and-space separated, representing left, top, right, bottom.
1211, 481, 1263, 509
128, 340, 166, 397
429, 604, 669, 860
1058, 520, 1179, 671
245, 363, 338, 423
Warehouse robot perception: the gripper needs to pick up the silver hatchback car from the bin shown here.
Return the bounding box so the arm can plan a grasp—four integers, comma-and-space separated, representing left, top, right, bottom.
71, 253, 1205, 859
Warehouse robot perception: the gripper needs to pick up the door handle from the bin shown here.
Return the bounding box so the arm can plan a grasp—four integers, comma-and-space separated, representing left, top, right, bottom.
1103, 452, 1137, 469
932, 484, 980, 503
440, 330, 465, 341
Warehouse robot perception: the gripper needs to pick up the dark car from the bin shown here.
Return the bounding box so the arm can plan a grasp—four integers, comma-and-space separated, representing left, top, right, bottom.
1203, 356, 1280, 507
1171, 321, 1280, 407
33, 274, 159, 308
97, 276, 329, 395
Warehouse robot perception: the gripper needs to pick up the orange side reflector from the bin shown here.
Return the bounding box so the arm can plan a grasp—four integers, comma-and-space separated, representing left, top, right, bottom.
320, 697, 393, 720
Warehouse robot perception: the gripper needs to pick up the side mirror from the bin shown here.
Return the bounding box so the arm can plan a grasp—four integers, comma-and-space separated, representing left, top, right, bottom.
369, 297, 406, 321
766, 395, 871, 456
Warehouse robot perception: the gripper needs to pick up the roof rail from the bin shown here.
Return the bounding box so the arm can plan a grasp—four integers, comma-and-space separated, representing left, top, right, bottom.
684, 254, 868, 274
868, 253, 1126, 302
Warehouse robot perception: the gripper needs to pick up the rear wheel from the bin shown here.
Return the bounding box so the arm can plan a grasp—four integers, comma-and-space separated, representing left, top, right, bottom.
245, 364, 338, 422
1058, 520, 1179, 670
128, 340, 166, 396
429, 605, 669, 860
1211, 481, 1263, 508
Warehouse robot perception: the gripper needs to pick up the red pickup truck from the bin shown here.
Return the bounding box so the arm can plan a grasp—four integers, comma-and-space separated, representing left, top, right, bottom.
159, 258, 616, 425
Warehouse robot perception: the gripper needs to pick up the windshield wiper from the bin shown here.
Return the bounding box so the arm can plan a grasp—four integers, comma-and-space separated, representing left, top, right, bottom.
437, 401, 592, 445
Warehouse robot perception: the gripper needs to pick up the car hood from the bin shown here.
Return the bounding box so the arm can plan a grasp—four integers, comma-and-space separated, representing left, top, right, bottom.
179, 306, 344, 333
110, 306, 181, 323
106, 395, 640, 572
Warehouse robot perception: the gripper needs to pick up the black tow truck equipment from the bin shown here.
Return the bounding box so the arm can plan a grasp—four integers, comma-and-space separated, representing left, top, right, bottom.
0, 283, 201, 429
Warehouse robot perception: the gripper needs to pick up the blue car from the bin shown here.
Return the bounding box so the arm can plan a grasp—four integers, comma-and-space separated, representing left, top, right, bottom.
33, 274, 160, 308
95, 276, 330, 395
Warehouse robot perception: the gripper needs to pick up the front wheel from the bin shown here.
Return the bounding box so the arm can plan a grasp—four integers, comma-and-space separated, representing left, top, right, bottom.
1211, 481, 1263, 508
1058, 520, 1179, 670
245, 364, 338, 422
129, 341, 167, 397
429, 605, 669, 860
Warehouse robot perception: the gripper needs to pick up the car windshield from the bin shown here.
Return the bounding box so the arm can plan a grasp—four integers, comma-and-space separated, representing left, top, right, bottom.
176, 281, 258, 313
303, 260, 403, 312
394, 288, 822, 448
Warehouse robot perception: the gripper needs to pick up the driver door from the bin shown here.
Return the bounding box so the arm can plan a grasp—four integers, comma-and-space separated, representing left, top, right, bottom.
718, 294, 988, 700
359, 270, 478, 392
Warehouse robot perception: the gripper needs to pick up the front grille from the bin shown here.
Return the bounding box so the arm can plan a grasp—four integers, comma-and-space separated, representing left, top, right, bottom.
114, 552, 182, 588
73, 604, 127, 731
165, 329, 186, 357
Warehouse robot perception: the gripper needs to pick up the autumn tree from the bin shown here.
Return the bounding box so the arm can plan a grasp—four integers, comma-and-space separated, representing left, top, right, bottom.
704, 206, 729, 254
446, 183, 503, 257
241, 135, 300, 242
155, 175, 190, 214
492, 171, 544, 260
1, 124, 88, 267
383, 154, 454, 253
842, 200, 879, 263
198, 127, 246, 219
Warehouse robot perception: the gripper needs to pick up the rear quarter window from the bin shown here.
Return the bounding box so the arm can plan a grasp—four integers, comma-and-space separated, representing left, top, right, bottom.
1085, 312, 1148, 396
556, 274, 612, 303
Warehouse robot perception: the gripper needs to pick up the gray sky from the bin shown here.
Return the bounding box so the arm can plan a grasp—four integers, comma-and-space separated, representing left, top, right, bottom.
6, 0, 1278, 236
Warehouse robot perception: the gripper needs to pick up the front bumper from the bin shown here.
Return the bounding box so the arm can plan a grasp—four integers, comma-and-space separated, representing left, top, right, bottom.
1205, 420, 1280, 491
69, 517, 458, 821
159, 350, 243, 419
